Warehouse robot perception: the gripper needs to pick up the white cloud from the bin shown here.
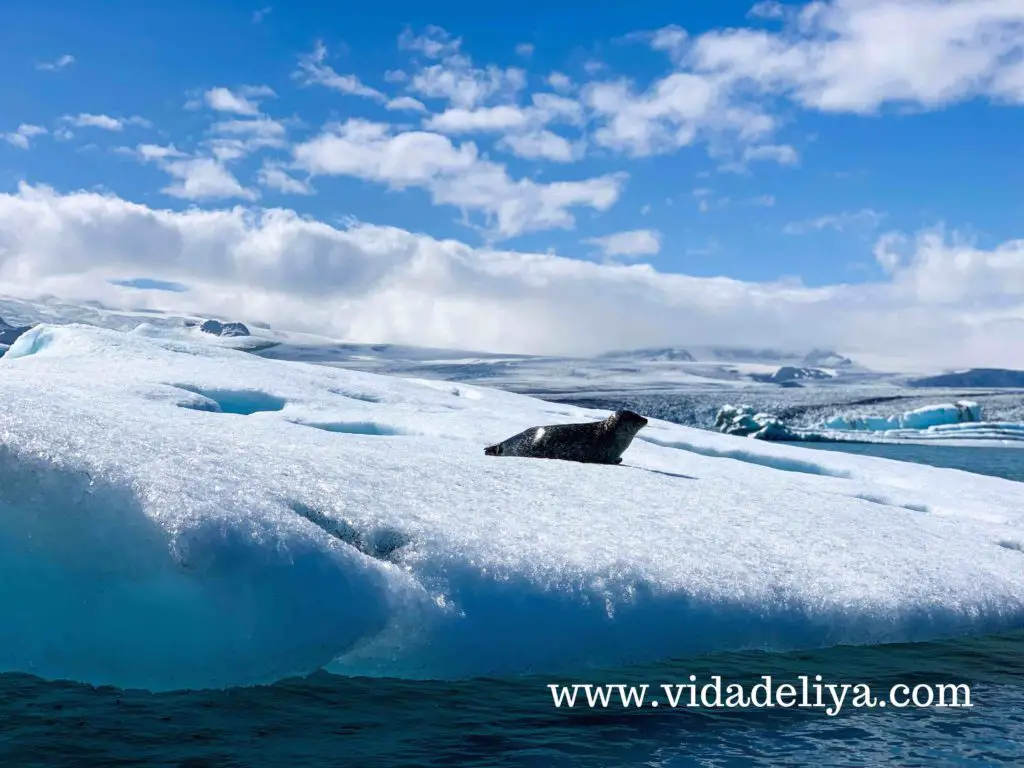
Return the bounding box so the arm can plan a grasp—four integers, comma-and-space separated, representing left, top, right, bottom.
742, 143, 799, 165
130, 144, 256, 201
582, 2, 1024, 163
497, 130, 580, 162
258, 163, 313, 195
515, 42, 535, 58
160, 158, 258, 201
4, 185, 1024, 368
386, 96, 428, 112
585, 229, 662, 259
584, 74, 773, 157
293, 120, 478, 185
252, 6, 272, 23
420, 95, 585, 161
690, 0, 1024, 113
424, 105, 531, 134
62, 114, 151, 131
399, 26, 526, 109
36, 54, 74, 71
749, 194, 776, 207
748, 1, 787, 20
3, 124, 47, 149
209, 117, 287, 140
784, 208, 886, 235
295, 42, 386, 101
411, 63, 527, 109
531, 93, 586, 125
203, 86, 275, 116
133, 143, 186, 161
398, 25, 463, 60
292, 119, 624, 238
547, 72, 574, 93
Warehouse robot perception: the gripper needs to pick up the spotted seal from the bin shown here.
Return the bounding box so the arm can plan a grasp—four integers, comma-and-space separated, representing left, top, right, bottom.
483, 410, 649, 465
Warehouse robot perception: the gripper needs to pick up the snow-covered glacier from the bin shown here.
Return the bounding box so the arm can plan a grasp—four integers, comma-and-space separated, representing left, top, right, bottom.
3, 324, 1024, 692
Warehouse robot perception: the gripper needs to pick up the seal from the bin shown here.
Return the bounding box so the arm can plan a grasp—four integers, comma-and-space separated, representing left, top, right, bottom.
483, 410, 649, 465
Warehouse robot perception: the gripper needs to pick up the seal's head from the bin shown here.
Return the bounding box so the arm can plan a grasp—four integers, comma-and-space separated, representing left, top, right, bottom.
608, 409, 649, 433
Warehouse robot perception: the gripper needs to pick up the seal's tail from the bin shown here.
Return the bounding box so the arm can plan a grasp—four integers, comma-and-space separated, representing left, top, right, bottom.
484, 444, 500, 456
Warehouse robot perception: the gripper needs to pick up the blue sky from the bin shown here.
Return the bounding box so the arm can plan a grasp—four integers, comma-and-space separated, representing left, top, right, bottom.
1, 0, 1023, 367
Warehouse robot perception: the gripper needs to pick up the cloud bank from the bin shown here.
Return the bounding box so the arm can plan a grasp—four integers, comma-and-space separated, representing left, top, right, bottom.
1, 184, 1023, 370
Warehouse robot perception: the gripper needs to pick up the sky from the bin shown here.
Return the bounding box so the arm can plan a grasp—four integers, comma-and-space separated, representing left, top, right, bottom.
1, 0, 1023, 369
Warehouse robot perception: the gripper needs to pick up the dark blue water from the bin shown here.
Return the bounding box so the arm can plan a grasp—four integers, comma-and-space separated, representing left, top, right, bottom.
4, 442, 1024, 767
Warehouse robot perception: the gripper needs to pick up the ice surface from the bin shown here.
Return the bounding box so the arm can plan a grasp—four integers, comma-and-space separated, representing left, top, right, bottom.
3, 324, 1024, 692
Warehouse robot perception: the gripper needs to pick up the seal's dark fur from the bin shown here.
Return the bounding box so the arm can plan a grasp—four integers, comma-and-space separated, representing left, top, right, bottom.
483, 410, 649, 465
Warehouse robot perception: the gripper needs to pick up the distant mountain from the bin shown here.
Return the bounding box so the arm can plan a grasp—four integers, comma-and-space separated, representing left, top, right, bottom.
908, 369, 1024, 388
802, 349, 853, 368
705, 346, 791, 363
598, 347, 695, 362
751, 366, 836, 386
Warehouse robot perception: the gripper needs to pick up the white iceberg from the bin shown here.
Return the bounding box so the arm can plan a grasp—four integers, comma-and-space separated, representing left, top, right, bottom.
823, 401, 983, 432
714, 401, 1024, 445
2, 324, 1024, 692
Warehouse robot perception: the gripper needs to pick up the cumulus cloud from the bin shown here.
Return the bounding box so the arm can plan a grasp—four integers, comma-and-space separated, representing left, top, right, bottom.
3, 124, 47, 149
689, 0, 1024, 113
295, 42, 386, 101
399, 26, 527, 108
257, 163, 313, 195
547, 72, 574, 93
202, 86, 276, 116
292, 119, 623, 238
581, 0, 1024, 162
61, 114, 151, 131
584, 73, 774, 157
130, 144, 257, 201
585, 229, 662, 259
205, 117, 289, 160
2, 185, 1024, 369
386, 96, 428, 112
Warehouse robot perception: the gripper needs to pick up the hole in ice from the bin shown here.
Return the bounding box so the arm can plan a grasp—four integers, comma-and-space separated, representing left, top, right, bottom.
294, 420, 407, 436
288, 502, 410, 562
638, 436, 852, 479
171, 385, 287, 415
998, 540, 1024, 553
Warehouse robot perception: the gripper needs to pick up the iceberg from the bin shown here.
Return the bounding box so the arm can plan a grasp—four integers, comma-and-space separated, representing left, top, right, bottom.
714, 401, 1024, 445
3, 324, 1024, 692
823, 401, 983, 432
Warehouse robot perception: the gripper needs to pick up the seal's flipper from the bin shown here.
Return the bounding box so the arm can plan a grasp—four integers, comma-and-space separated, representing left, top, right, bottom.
484, 445, 500, 456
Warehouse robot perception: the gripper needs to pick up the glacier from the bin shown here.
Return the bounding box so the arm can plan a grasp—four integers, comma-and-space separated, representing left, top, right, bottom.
3, 324, 1024, 692
714, 401, 1024, 445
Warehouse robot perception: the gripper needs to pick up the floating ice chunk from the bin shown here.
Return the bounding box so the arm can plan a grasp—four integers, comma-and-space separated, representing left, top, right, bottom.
2, 325, 1024, 691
